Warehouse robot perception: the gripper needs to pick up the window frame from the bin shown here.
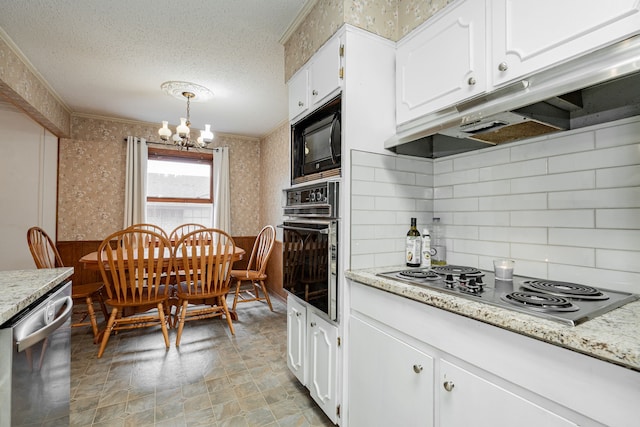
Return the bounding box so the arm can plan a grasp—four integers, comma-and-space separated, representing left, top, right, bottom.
146, 146, 214, 204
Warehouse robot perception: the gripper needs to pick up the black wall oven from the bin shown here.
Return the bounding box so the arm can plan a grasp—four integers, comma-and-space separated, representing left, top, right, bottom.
291, 96, 341, 184
280, 181, 339, 321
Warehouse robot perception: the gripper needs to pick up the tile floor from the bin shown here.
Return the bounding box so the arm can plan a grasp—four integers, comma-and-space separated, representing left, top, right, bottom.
70, 296, 334, 427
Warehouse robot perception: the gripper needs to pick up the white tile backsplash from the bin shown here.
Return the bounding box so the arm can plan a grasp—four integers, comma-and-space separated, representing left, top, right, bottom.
350, 118, 640, 292
596, 164, 640, 187
510, 170, 595, 193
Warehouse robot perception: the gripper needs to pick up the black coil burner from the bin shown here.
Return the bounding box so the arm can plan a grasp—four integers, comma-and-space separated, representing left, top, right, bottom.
521, 280, 609, 300
432, 265, 483, 277
501, 291, 579, 312
399, 270, 440, 280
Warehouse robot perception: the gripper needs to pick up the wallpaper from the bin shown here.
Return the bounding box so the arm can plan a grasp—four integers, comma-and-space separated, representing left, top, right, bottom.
0, 36, 71, 137
259, 121, 290, 236
397, 0, 453, 38
58, 116, 262, 241
283, 0, 450, 80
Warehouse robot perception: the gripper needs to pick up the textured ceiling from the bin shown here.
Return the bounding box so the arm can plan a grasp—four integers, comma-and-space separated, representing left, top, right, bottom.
0, 0, 311, 138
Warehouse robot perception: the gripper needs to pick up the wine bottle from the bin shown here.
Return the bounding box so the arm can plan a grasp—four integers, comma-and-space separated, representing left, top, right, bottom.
406, 218, 421, 267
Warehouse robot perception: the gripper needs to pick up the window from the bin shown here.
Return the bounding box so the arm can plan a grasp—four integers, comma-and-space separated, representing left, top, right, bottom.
146, 147, 213, 232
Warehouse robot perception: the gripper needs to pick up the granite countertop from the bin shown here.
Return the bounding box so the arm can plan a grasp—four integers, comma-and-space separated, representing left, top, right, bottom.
346, 267, 640, 372
0, 268, 74, 325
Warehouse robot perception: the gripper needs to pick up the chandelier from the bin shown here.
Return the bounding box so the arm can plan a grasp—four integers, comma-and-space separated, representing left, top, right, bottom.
158, 81, 214, 150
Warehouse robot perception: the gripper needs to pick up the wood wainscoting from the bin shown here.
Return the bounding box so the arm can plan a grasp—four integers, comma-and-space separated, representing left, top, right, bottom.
57, 235, 286, 302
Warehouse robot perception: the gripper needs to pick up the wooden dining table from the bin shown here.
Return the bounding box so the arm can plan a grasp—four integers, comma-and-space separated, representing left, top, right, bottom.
79, 246, 245, 270
79, 245, 246, 321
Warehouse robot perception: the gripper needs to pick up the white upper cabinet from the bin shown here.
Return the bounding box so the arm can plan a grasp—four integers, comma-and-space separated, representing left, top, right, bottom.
396, 0, 486, 125
288, 68, 309, 122
491, 0, 640, 86
310, 35, 343, 109
288, 34, 343, 122
395, 0, 640, 125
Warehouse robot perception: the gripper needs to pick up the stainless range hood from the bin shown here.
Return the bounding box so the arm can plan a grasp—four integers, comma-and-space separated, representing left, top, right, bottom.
386, 35, 640, 158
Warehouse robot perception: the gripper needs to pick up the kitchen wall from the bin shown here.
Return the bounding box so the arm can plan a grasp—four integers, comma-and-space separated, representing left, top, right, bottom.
350, 116, 640, 294
0, 35, 70, 136
58, 115, 263, 240
283, 0, 452, 80
0, 101, 58, 270
259, 121, 290, 236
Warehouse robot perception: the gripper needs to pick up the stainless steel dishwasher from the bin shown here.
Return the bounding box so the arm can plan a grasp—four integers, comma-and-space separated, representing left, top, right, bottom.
0, 280, 73, 427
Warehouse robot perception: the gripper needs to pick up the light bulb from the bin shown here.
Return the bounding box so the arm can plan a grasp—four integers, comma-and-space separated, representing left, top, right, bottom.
200, 124, 214, 143
176, 117, 190, 138
158, 121, 172, 141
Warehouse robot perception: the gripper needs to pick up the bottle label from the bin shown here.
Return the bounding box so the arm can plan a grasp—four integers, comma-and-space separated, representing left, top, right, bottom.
406, 237, 421, 266
422, 237, 431, 267
431, 244, 446, 265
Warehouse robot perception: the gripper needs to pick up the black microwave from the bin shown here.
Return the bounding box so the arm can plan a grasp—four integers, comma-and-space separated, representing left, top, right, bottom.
291, 95, 341, 184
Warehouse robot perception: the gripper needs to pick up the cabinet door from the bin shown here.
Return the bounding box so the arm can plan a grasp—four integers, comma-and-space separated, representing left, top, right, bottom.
439, 359, 577, 427
287, 296, 307, 385
396, 0, 486, 125
491, 0, 640, 86
288, 68, 309, 121
349, 316, 435, 427
310, 35, 343, 109
307, 311, 339, 425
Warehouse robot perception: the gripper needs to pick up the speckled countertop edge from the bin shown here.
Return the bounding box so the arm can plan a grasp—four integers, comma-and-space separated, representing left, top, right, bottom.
0, 268, 74, 325
346, 268, 640, 372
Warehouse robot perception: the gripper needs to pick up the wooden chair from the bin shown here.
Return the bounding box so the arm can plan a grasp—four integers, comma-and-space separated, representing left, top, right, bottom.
173, 228, 237, 345
96, 228, 173, 358
230, 225, 276, 311
127, 223, 169, 247
169, 223, 206, 244
27, 226, 109, 343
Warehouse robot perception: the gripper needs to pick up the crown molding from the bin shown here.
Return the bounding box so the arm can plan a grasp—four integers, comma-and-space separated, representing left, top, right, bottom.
279, 0, 318, 44
0, 27, 71, 115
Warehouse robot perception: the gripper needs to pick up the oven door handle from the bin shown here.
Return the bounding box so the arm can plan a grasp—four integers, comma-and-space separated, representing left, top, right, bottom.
278, 224, 329, 234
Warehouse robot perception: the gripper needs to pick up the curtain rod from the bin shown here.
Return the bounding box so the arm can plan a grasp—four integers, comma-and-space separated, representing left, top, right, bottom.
122, 138, 228, 151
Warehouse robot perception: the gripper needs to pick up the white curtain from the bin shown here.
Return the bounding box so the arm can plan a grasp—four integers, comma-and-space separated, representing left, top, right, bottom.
123, 136, 148, 228
212, 146, 231, 233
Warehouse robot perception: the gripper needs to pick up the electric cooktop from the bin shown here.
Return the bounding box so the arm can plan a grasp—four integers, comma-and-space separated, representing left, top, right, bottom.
377, 265, 639, 326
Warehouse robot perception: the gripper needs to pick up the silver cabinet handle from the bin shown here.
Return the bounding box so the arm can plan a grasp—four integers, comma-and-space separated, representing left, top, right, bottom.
467, 77, 476, 86
295, 312, 302, 317
312, 89, 318, 96
498, 62, 508, 72
298, 101, 304, 107
413, 364, 423, 373
443, 381, 455, 392
310, 322, 316, 327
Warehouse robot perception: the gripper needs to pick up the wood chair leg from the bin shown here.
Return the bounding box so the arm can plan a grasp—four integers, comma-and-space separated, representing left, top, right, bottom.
259, 280, 273, 311
85, 295, 100, 343
221, 297, 235, 335
96, 289, 109, 321
176, 300, 188, 347
232, 278, 241, 311
97, 308, 118, 358
158, 302, 170, 349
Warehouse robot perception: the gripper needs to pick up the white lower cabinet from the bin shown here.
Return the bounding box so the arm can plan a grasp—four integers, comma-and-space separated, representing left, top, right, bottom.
346, 280, 624, 427
286, 295, 339, 424
307, 310, 339, 424
287, 295, 307, 384
439, 359, 577, 427
348, 316, 434, 427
